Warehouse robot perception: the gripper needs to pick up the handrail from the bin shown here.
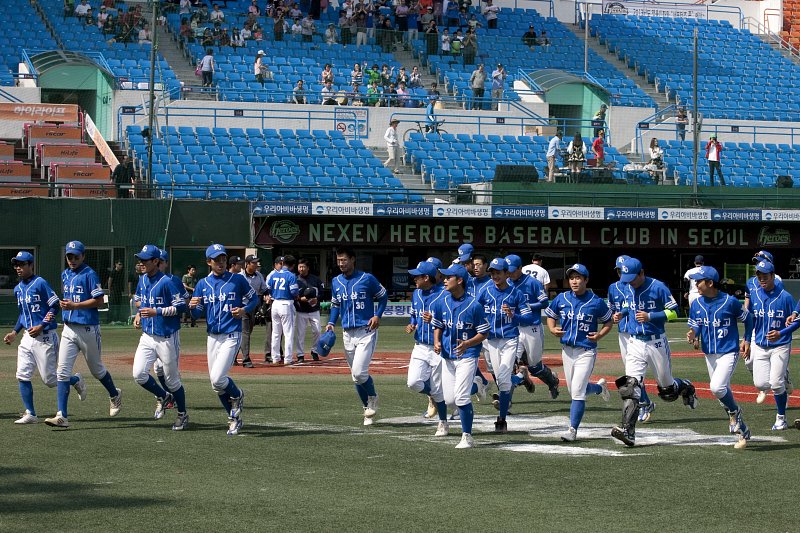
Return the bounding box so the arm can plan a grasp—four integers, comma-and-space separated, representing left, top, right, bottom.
19, 49, 39, 85
708, 5, 744, 29
633, 103, 678, 154
743, 16, 800, 63
0, 88, 23, 103
515, 69, 545, 94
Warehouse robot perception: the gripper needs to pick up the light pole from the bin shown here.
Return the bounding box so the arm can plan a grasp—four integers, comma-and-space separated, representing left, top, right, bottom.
146, 0, 159, 189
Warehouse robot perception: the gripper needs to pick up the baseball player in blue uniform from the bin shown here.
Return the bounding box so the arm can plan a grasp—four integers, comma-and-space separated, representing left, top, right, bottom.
686, 265, 753, 448
478, 257, 534, 433
463, 251, 493, 395
132, 245, 189, 430
45, 241, 122, 428
506, 254, 559, 399
611, 257, 698, 447
4, 251, 85, 424
326, 247, 388, 426
608, 255, 654, 422
267, 255, 300, 364
746, 260, 797, 430
545, 264, 613, 442
431, 263, 490, 449
406, 260, 449, 435
190, 244, 258, 435
466, 254, 492, 298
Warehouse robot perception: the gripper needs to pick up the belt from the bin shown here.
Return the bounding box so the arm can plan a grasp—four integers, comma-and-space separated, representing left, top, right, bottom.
633, 334, 661, 341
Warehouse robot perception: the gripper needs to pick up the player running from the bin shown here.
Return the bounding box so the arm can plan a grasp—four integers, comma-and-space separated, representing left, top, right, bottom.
45, 241, 122, 428
190, 244, 258, 435
611, 257, 698, 447
4, 251, 84, 424
432, 263, 490, 449
405, 260, 449, 435
686, 265, 753, 448
326, 247, 388, 426
132, 245, 189, 431
545, 264, 612, 442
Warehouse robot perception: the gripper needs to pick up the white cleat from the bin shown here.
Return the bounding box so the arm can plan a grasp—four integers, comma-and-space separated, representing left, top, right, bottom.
44, 411, 70, 428
434, 420, 449, 437
560, 427, 577, 442
455, 432, 474, 449
14, 410, 39, 424
423, 395, 437, 418
364, 395, 378, 418
172, 412, 189, 431
73, 373, 87, 401
474, 376, 487, 402
597, 378, 610, 402
733, 435, 748, 449
109, 388, 123, 417
756, 390, 767, 404
363, 415, 374, 426
772, 414, 788, 431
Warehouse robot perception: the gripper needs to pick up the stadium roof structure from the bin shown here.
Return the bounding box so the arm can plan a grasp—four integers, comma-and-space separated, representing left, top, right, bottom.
26, 49, 115, 79
526, 69, 610, 98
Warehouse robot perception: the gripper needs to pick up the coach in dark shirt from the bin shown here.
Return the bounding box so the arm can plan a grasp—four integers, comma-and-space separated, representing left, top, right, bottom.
295, 258, 324, 361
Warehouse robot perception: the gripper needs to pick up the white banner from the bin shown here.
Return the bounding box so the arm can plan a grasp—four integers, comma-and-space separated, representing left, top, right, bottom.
601, 0, 708, 20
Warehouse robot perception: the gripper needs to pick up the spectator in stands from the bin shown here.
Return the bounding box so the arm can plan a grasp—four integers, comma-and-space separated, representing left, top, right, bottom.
567, 133, 587, 183
321, 81, 337, 105
462, 26, 477, 65
288, 2, 302, 19
321, 63, 334, 84
427, 81, 440, 98
84, 7, 95, 26
396, 0, 410, 36
446, 0, 459, 27
197, 3, 210, 22
384, 119, 401, 173
425, 19, 439, 56
522, 25, 537, 48
113, 155, 134, 198
355, 12, 367, 46
180, 17, 192, 40
292, 79, 306, 103
340, 13, 355, 46
351, 63, 364, 85
65, 0, 76, 18
97, 6, 110, 29
240, 24, 252, 40
201, 28, 213, 46
409, 66, 422, 88
380, 64, 394, 87
103, 13, 116, 35
458, 7, 469, 28
138, 23, 152, 44
365, 64, 381, 85
274, 11, 286, 41
301, 14, 315, 42
539, 29, 550, 46
75, 0, 91, 18
451, 29, 462, 56
396, 67, 409, 86
198, 48, 216, 87
546, 130, 563, 183
179, 0, 192, 15
290, 18, 302, 39
325, 22, 339, 44
420, 6, 434, 34
491, 64, 506, 111
379, 15, 395, 53
367, 80, 382, 106
483, 0, 499, 29
649, 138, 664, 168
210, 3, 225, 22
592, 130, 605, 167
469, 63, 486, 110
249, 0, 261, 15
441, 28, 451, 54
255, 50, 268, 86
384, 82, 398, 106
676, 107, 688, 141
705, 135, 726, 186
219, 27, 233, 46
231, 27, 244, 47
593, 104, 607, 137
408, 1, 420, 42
347, 82, 364, 105
396, 81, 411, 107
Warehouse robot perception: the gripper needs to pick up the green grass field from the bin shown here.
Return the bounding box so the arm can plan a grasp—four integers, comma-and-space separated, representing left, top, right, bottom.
1, 321, 799, 532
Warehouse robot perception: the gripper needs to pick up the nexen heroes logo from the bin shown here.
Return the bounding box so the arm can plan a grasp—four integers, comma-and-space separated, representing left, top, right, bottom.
270, 220, 301, 243
757, 226, 790, 246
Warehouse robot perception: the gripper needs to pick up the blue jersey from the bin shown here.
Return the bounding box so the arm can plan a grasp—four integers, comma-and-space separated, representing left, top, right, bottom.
477, 283, 533, 339
622, 277, 677, 336
192, 271, 258, 334
136, 271, 187, 337
545, 290, 612, 349
267, 268, 299, 301
167, 273, 191, 300
410, 284, 447, 345
745, 275, 784, 300
750, 285, 795, 347
607, 281, 629, 332
510, 273, 548, 326
688, 293, 751, 354
61, 264, 105, 325
466, 275, 491, 298
13, 275, 60, 333
328, 270, 388, 329
431, 292, 490, 359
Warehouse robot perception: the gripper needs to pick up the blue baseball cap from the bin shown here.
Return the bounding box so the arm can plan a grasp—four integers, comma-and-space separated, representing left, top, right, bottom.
753, 250, 774, 264
426, 257, 443, 269
206, 243, 228, 259
11, 251, 34, 265
755, 260, 775, 274
488, 257, 508, 271
314, 329, 336, 357
688, 265, 719, 282
457, 243, 474, 262
408, 261, 438, 278
159, 248, 169, 262
505, 254, 522, 272
614, 255, 630, 269
65, 241, 85, 255
135, 244, 161, 261
566, 263, 590, 278
619, 257, 643, 283
440, 263, 468, 279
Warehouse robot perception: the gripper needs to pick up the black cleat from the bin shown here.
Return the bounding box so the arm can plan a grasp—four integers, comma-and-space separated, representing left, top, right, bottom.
310, 351, 320, 361
611, 426, 636, 447
494, 417, 508, 434
242, 358, 254, 368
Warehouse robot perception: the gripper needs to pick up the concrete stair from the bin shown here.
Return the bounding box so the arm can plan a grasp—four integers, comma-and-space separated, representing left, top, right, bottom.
371, 146, 441, 202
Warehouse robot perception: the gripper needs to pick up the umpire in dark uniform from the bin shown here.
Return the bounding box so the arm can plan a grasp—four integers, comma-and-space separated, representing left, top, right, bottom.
295, 257, 325, 362
237, 254, 267, 368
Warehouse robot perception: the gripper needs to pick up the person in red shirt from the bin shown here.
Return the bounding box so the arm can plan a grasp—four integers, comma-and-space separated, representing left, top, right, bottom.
592, 130, 605, 167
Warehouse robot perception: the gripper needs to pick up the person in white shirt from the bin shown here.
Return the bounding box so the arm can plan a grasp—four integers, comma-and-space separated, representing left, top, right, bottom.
320, 81, 337, 105
209, 4, 225, 22
482, 0, 499, 29
546, 130, 563, 183
75, 0, 91, 18
138, 24, 152, 44
384, 119, 401, 173
683, 255, 704, 308
522, 253, 552, 290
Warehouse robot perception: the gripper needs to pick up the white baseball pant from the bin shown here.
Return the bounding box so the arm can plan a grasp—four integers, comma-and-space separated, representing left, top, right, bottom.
407, 343, 444, 402
154, 331, 180, 377
271, 300, 296, 363
295, 310, 321, 357
207, 332, 241, 393
343, 327, 378, 384
16, 330, 58, 387
561, 345, 598, 401
751, 343, 791, 395
703, 351, 738, 399
517, 324, 544, 366
618, 331, 630, 362
57, 324, 108, 381
133, 333, 182, 392
744, 331, 755, 372
484, 337, 519, 393
625, 334, 674, 388
442, 356, 478, 407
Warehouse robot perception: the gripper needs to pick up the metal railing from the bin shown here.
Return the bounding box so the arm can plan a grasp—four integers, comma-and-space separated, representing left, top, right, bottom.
744, 15, 800, 63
